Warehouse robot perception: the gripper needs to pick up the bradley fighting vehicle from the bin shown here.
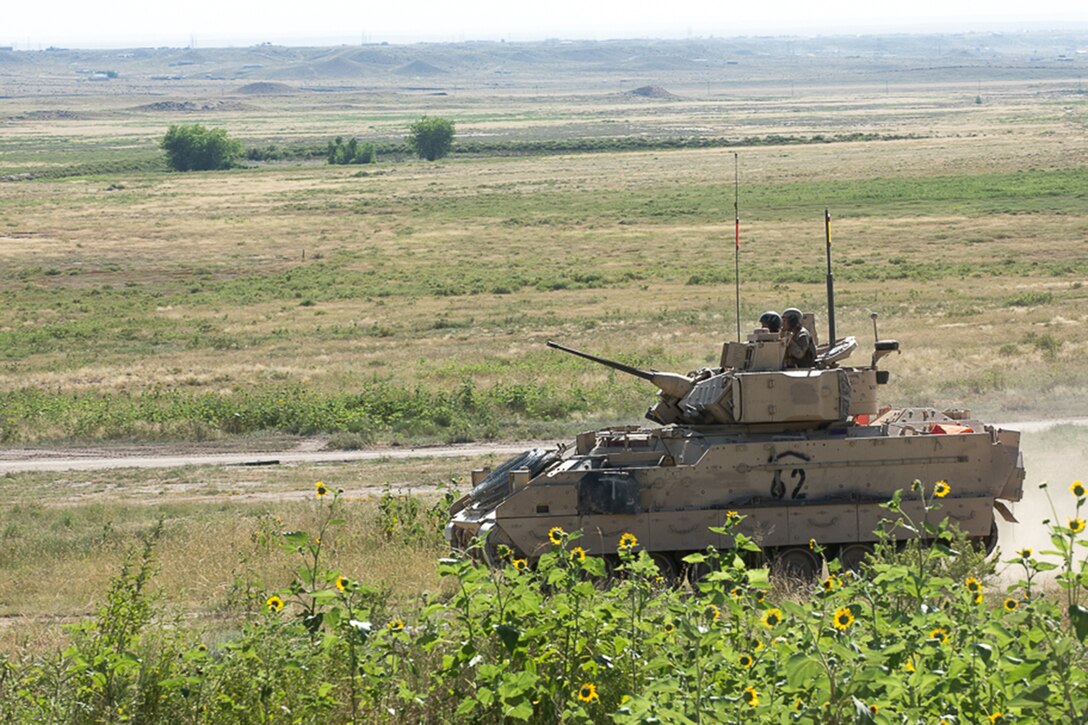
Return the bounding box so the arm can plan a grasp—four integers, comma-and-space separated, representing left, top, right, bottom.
446, 317, 1025, 580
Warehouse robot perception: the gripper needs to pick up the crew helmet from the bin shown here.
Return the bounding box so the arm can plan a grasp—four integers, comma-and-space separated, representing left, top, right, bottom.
782, 308, 803, 329
758, 311, 782, 333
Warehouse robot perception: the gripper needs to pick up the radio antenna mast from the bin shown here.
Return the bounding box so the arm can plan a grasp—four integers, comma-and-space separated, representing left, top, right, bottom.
734, 152, 741, 342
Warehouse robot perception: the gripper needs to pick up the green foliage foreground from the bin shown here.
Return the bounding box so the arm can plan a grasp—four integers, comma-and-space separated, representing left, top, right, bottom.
3, 481, 1088, 723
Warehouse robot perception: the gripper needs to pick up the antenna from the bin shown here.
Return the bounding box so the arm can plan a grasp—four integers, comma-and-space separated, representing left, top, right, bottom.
824, 209, 837, 345
734, 152, 741, 342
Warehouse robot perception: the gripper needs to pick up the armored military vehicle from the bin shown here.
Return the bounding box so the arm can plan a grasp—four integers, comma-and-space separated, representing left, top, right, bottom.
445, 316, 1025, 579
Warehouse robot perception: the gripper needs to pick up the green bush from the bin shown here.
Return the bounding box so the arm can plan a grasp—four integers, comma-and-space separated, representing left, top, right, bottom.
407, 116, 455, 161
326, 136, 376, 165
160, 124, 243, 171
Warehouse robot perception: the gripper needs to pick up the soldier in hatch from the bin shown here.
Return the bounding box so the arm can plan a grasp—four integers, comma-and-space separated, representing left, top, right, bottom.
782, 307, 816, 368
758, 310, 782, 334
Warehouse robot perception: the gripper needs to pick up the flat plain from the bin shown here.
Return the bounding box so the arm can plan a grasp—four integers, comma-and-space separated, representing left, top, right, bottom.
1, 33, 1087, 647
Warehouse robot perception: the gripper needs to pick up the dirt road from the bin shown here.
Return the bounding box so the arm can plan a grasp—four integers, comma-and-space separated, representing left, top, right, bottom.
0, 418, 1084, 474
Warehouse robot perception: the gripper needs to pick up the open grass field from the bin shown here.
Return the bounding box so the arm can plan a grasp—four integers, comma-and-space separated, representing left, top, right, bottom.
1, 41, 1087, 446
1, 33, 1088, 720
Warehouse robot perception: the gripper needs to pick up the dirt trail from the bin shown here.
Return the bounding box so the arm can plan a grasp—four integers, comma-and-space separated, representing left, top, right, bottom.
0, 440, 557, 474
1, 420, 1084, 474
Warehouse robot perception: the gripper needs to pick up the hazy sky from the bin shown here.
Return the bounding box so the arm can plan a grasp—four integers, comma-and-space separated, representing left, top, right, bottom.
6, 0, 1087, 49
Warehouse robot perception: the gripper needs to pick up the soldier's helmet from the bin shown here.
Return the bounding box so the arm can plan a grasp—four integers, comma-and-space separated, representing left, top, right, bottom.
782, 308, 803, 329
758, 311, 782, 333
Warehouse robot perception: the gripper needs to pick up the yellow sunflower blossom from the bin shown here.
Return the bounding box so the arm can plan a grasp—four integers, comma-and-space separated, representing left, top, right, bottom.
822, 576, 839, 593
730, 587, 743, 600
577, 682, 599, 703
742, 687, 760, 707
1003, 597, 1018, 612
738, 653, 753, 669
663, 621, 676, 634
1070, 517, 1086, 534
933, 480, 951, 498
832, 607, 855, 631
761, 608, 783, 628
1072, 480, 1086, 498
1018, 547, 1032, 559
387, 618, 405, 632
869, 704, 879, 716
265, 595, 284, 612
315, 481, 328, 498
512, 558, 528, 572
725, 510, 740, 523
929, 627, 950, 645
989, 713, 1003, 723
965, 577, 982, 593
335, 575, 349, 592
974, 592, 984, 604
570, 546, 587, 562
904, 659, 916, 673
618, 532, 638, 550
548, 526, 566, 545
809, 538, 817, 550
705, 604, 721, 622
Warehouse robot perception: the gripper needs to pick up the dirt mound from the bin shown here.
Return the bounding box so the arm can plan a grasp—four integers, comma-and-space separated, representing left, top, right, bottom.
627, 85, 678, 99
234, 81, 300, 95
130, 100, 251, 112
395, 60, 447, 76
10, 110, 82, 121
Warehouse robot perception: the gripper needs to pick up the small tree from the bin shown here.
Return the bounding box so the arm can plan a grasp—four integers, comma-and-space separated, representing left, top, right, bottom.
407, 116, 455, 161
160, 124, 242, 171
326, 136, 376, 165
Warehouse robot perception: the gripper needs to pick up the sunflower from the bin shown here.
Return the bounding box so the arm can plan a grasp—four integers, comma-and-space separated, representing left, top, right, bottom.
577, 682, 599, 703
730, 587, 743, 600
809, 538, 817, 550
822, 576, 839, 593
570, 546, 587, 562
933, 480, 951, 498
974, 592, 984, 604
869, 704, 879, 716
929, 627, 949, 645
904, 659, 916, 673
548, 526, 566, 545
725, 510, 740, 523
742, 687, 760, 706
265, 595, 284, 612
761, 608, 783, 628
387, 618, 405, 632
738, 653, 753, 669
1003, 597, 1018, 612
755, 590, 766, 603
1070, 517, 1086, 534
1018, 547, 1033, 559
1071, 480, 1086, 498
832, 607, 855, 631
512, 558, 528, 572
704, 604, 721, 622
618, 532, 638, 550
989, 713, 1003, 723
315, 481, 328, 498
965, 577, 982, 593
335, 575, 349, 592
663, 621, 676, 634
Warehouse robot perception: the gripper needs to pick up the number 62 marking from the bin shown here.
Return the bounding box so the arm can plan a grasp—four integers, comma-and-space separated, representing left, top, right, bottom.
769, 451, 811, 500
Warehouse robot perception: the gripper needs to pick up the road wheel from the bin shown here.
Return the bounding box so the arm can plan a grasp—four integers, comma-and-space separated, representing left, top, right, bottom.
771, 547, 821, 583
837, 543, 874, 573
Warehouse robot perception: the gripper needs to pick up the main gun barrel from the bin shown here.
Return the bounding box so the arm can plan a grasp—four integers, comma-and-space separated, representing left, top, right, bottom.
546, 340, 656, 382
546, 341, 695, 400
